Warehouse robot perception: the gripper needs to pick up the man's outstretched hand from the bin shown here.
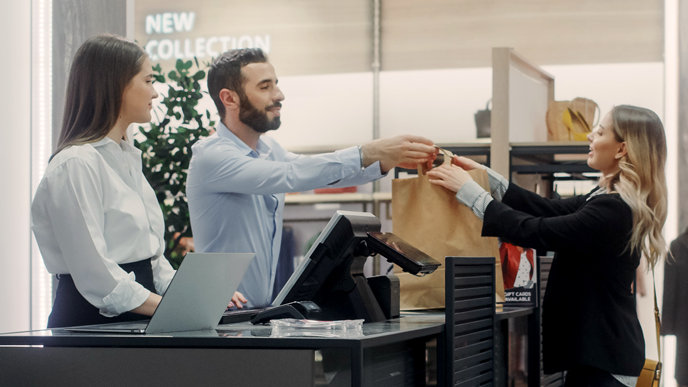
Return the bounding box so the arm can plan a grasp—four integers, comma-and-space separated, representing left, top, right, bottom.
361, 135, 436, 173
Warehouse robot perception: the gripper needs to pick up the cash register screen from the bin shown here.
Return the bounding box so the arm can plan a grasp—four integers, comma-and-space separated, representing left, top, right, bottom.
271, 210, 440, 322
271, 210, 378, 309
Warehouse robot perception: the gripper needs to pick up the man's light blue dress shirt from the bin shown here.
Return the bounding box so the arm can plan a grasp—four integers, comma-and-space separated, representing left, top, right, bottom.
187, 122, 385, 308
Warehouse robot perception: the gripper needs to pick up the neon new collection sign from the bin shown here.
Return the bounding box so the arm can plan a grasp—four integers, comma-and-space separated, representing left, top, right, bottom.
143, 12, 271, 61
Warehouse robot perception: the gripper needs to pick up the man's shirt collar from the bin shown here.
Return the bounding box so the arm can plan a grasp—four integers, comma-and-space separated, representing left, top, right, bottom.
217, 121, 272, 159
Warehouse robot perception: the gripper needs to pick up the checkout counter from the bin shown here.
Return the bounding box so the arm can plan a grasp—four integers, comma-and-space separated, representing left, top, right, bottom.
0, 212, 560, 386
0, 255, 559, 387
0, 313, 443, 386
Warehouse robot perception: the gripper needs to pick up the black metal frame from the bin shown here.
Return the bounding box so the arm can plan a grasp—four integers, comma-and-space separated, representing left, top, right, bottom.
527, 256, 565, 387
393, 142, 594, 180
442, 255, 564, 387
394, 144, 491, 179
510, 143, 595, 177
445, 257, 496, 387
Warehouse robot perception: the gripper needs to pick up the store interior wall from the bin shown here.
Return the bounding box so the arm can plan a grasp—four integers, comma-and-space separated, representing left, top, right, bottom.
0, 0, 32, 335
377, 62, 664, 144
52, 0, 127, 150
176, 0, 665, 149
0, 0, 129, 333
679, 1, 688, 234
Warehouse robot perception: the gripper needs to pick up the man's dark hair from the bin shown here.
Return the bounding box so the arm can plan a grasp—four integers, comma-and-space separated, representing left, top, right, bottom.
208, 48, 268, 118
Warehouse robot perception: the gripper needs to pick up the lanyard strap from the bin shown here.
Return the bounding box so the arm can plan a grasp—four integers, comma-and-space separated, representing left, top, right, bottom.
651, 266, 661, 363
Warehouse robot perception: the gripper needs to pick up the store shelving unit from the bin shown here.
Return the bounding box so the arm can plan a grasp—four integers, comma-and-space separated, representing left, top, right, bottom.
510, 141, 595, 175
393, 140, 593, 180
284, 192, 393, 222
284, 192, 391, 205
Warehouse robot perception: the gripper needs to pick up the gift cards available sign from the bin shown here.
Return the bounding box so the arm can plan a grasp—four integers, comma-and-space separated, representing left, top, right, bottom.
500, 242, 537, 307
504, 288, 535, 306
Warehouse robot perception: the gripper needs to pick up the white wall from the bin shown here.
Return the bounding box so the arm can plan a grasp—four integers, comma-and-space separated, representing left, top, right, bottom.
543, 62, 665, 123
0, 1, 32, 333
379, 67, 492, 143
160, 61, 664, 153
267, 72, 374, 149
378, 62, 664, 144
147, 72, 374, 151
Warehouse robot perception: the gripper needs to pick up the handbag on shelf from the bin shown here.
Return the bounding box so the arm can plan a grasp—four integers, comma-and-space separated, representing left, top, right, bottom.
391, 148, 505, 310
563, 107, 592, 141
474, 100, 492, 138
547, 97, 599, 141
636, 268, 662, 387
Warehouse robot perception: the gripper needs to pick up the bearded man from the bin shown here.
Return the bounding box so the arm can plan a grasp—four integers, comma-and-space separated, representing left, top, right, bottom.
187, 48, 435, 309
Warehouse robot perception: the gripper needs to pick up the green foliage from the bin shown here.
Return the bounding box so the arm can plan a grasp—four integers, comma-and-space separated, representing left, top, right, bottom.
135, 59, 215, 269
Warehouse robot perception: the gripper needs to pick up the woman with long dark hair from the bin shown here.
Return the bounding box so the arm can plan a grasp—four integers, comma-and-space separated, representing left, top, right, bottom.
427, 105, 667, 387
31, 34, 174, 328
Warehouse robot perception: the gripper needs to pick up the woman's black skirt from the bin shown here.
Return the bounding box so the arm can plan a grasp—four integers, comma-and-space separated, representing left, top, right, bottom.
47, 258, 157, 328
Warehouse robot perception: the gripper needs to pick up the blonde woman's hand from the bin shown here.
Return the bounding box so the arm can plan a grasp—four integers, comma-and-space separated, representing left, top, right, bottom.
427, 163, 474, 193
451, 155, 484, 171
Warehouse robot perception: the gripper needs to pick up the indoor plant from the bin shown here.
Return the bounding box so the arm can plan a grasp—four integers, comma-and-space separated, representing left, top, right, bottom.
135, 58, 215, 269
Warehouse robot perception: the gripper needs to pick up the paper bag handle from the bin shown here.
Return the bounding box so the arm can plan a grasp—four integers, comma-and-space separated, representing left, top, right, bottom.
418, 147, 454, 176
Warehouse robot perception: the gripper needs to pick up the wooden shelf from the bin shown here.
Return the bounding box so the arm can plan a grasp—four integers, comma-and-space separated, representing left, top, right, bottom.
286, 141, 492, 156
510, 141, 590, 155
439, 143, 491, 158
510, 141, 594, 175
284, 192, 392, 205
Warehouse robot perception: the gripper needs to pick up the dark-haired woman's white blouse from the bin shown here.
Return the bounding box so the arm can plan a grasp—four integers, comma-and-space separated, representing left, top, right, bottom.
31, 137, 175, 317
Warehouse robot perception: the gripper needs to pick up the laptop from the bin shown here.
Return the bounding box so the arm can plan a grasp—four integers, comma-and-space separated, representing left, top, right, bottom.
66, 252, 254, 334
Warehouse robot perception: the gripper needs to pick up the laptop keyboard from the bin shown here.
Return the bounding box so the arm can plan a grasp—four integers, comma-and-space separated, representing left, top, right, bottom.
220, 308, 263, 324
84, 323, 148, 330
64, 321, 149, 334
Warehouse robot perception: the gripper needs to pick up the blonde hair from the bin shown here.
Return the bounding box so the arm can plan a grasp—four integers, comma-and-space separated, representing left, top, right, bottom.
603, 105, 668, 269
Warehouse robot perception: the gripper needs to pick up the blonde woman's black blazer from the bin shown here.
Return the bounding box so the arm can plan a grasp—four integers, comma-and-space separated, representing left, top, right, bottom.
482, 184, 645, 376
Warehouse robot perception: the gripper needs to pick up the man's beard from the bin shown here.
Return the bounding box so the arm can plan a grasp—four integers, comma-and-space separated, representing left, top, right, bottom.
238, 92, 281, 134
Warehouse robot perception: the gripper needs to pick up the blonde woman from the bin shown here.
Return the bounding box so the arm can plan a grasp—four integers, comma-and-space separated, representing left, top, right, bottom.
427, 105, 667, 387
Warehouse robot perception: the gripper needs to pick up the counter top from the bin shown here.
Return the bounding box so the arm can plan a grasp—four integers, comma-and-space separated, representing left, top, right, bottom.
0, 313, 445, 349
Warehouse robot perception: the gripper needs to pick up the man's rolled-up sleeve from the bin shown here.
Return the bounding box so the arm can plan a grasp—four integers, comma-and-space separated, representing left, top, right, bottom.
197, 144, 384, 195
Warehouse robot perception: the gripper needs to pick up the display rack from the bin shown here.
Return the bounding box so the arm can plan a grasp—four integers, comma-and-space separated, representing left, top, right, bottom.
394, 141, 593, 181
284, 192, 391, 205
284, 192, 392, 222
510, 142, 595, 175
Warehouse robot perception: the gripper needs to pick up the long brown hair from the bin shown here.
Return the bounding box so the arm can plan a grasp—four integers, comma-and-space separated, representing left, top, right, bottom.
53, 34, 147, 157
604, 105, 668, 269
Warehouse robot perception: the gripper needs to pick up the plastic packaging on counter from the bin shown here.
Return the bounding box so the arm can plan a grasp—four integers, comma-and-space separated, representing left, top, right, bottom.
270, 319, 364, 338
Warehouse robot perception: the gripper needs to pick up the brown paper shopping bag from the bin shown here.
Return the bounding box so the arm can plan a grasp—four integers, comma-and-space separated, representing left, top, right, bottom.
392, 164, 505, 310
